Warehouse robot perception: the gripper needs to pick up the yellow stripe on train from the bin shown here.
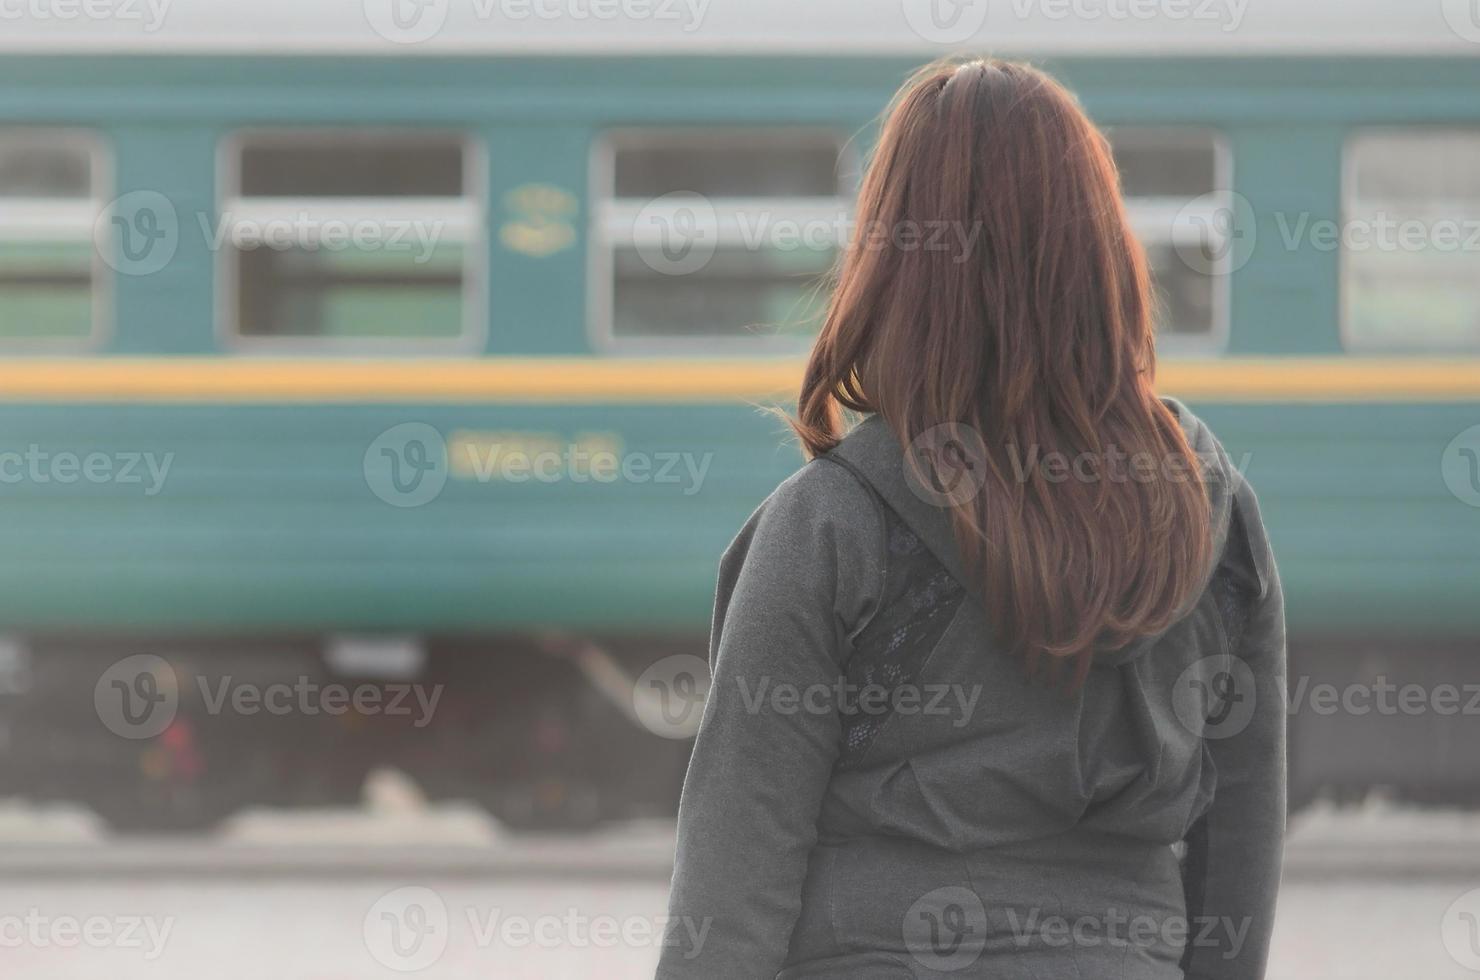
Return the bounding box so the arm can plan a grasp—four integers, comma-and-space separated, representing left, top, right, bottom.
0, 358, 1473, 403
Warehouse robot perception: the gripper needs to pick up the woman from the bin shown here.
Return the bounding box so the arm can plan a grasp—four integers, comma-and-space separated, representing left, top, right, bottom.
657, 59, 1285, 980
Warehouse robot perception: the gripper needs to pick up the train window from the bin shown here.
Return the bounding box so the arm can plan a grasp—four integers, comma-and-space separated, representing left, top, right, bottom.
1108, 128, 1231, 346
221, 131, 482, 349
1343, 131, 1480, 351
0, 131, 101, 346
593, 129, 852, 348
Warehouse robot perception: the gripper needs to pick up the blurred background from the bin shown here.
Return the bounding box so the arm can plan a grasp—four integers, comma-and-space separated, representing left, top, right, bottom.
0, 0, 1478, 976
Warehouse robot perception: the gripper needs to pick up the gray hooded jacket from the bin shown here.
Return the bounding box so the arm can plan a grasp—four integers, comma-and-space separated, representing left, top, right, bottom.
658, 401, 1286, 979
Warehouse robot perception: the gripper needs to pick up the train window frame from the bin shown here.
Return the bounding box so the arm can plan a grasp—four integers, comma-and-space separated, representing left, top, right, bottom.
215, 128, 486, 355
588, 126, 857, 355
0, 128, 110, 353
1340, 127, 1480, 354
1104, 126, 1234, 355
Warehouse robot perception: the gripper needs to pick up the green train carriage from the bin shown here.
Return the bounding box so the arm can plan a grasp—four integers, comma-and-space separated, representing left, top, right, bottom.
0, 2, 1477, 828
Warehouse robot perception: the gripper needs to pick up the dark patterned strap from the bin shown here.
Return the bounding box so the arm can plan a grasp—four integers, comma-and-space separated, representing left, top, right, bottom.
820, 454, 967, 770
1211, 498, 1261, 658
840, 511, 966, 768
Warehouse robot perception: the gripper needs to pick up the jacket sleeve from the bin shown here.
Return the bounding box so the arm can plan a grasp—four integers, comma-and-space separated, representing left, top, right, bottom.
1181, 474, 1288, 980
656, 461, 883, 979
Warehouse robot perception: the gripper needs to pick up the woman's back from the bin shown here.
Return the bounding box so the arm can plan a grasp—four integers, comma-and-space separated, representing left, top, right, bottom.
657, 58, 1286, 980
658, 405, 1284, 978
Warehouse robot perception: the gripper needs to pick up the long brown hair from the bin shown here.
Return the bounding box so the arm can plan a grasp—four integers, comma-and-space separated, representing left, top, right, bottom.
794, 59, 1212, 689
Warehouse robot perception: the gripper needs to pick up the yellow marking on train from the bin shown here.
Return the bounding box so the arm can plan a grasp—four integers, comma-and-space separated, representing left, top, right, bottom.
1159, 359, 1480, 402
0, 359, 801, 403
499, 183, 580, 258
0, 358, 1473, 402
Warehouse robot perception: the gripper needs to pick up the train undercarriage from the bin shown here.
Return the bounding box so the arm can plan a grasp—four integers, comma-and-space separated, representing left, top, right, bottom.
0, 634, 694, 833
0, 633, 1476, 833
